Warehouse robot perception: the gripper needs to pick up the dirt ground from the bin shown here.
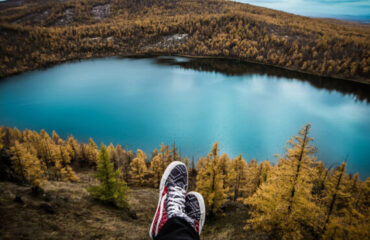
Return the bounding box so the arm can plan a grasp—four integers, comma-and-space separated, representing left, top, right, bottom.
0, 172, 252, 240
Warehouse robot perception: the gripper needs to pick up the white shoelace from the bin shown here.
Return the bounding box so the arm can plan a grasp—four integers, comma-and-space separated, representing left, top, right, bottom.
167, 185, 186, 217
167, 185, 194, 225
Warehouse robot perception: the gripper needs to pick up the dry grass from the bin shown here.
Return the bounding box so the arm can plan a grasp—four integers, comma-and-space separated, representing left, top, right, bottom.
0, 172, 251, 239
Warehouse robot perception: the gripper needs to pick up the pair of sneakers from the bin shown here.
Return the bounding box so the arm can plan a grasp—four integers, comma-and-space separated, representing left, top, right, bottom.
149, 161, 206, 239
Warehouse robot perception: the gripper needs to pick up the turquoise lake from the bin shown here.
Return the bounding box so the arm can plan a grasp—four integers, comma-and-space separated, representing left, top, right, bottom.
0, 57, 369, 178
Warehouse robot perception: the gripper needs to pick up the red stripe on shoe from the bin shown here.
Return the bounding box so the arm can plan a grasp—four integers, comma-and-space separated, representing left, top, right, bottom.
195, 220, 200, 233
152, 187, 169, 237
157, 198, 168, 235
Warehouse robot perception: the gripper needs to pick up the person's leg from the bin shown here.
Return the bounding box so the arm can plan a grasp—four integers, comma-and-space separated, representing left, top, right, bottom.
184, 192, 206, 235
149, 161, 206, 240
154, 216, 200, 240
149, 161, 192, 239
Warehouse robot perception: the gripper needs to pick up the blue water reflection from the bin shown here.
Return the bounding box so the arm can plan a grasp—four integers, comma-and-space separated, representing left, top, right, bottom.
0, 58, 369, 178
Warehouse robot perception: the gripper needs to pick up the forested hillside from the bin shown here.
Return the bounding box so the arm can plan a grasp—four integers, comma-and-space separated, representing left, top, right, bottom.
0, 125, 369, 239
0, 0, 369, 82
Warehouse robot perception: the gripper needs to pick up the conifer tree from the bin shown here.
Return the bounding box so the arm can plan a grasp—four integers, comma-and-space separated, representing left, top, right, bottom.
188, 157, 197, 191
10, 141, 45, 185
0, 128, 4, 149
87, 145, 129, 208
115, 144, 125, 169
243, 158, 260, 198
117, 146, 133, 183
53, 145, 79, 181
67, 136, 80, 163
129, 149, 147, 186
86, 138, 98, 166
245, 124, 321, 239
230, 154, 248, 201
342, 174, 370, 239
312, 161, 330, 197
257, 160, 272, 186
150, 153, 163, 188
321, 162, 354, 239
196, 142, 228, 216
218, 153, 235, 198
107, 143, 118, 168
52, 130, 61, 144
163, 144, 171, 167
152, 148, 159, 159
13, 127, 21, 141
183, 156, 190, 169
171, 142, 179, 162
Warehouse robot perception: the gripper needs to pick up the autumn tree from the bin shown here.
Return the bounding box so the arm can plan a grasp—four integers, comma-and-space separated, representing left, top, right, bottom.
243, 158, 260, 198
218, 153, 235, 198
320, 162, 369, 239
0, 128, 4, 149
230, 154, 248, 201
67, 135, 80, 163
343, 175, 370, 239
87, 145, 130, 208
196, 142, 228, 216
10, 141, 45, 185
150, 152, 164, 188
119, 147, 134, 183
129, 149, 148, 186
171, 142, 180, 162
52, 145, 79, 181
245, 124, 321, 239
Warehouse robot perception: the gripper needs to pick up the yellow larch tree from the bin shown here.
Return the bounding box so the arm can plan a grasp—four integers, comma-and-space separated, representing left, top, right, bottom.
196, 142, 228, 216
245, 124, 322, 239
107, 143, 118, 168
320, 162, 369, 239
257, 160, 272, 185
129, 149, 148, 186
150, 152, 164, 188
171, 142, 180, 162
86, 138, 98, 166
10, 141, 45, 185
116, 145, 133, 183
0, 127, 5, 149
52, 130, 62, 144
52, 145, 79, 182
13, 127, 22, 141
230, 154, 248, 201
321, 162, 348, 239
67, 135, 80, 163
243, 158, 260, 198
342, 174, 370, 239
162, 144, 171, 168
218, 153, 235, 199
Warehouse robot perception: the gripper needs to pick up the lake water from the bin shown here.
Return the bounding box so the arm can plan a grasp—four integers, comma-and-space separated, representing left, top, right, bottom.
0, 57, 369, 178
235, 0, 370, 22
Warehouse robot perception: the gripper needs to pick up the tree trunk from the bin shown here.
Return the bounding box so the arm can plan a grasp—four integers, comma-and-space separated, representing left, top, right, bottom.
288, 125, 309, 214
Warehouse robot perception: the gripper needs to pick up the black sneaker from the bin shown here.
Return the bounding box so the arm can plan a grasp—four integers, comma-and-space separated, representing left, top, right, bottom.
185, 191, 206, 235
149, 161, 190, 239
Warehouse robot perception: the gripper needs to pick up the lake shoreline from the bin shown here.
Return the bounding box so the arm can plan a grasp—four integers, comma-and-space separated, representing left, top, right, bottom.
1, 0, 368, 83
1, 53, 369, 85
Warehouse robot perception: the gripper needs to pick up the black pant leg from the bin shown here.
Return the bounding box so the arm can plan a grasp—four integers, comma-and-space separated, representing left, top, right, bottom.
154, 216, 200, 240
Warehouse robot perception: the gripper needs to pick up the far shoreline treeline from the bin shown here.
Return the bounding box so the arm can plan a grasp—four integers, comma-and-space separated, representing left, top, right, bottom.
0, 0, 369, 83
0, 124, 369, 239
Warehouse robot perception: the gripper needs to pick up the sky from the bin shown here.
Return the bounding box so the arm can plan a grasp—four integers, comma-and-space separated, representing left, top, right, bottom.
235, 0, 370, 21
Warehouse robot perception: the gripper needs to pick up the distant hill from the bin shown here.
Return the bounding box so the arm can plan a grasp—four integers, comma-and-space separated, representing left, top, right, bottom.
0, 0, 369, 83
